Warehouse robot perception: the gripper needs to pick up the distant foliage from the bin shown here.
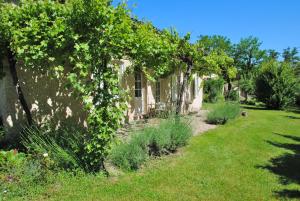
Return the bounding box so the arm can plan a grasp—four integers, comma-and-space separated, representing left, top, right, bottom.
207, 103, 240, 125
203, 78, 224, 103
225, 90, 239, 102
110, 118, 192, 171
239, 72, 257, 101
255, 60, 297, 109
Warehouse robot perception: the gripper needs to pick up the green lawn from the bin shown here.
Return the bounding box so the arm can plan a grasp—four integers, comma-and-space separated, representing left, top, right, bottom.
29, 107, 300, 200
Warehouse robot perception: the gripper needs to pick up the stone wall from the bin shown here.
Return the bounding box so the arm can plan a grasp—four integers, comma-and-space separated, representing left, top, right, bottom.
0, 59, 87, 140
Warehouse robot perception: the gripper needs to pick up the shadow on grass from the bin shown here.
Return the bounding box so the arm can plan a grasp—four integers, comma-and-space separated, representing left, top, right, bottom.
286, 108, 300, 114
284, 115, 300, 120
241, 105, 267, 110
275, 189, 300, 199
258, 133, 300, 199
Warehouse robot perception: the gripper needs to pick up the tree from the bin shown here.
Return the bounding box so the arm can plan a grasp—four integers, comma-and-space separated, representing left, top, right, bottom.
198, 35, 236, 91
266, 49, 280, 60
282, 47, 300, 66
233, 36, 265, 76
255, 60, 297, 109
175, 34, 200, 115
233, 36, 265, 100
128, 22, 177, 80
198, 35, 232, 54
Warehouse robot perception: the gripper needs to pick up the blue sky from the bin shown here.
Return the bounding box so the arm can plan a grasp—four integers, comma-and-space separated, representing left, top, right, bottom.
114, 0, 300, 53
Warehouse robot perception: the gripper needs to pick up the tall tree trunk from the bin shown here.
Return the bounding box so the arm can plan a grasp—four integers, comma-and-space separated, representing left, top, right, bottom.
7, 49, 33, 126
176, 60, 193, 115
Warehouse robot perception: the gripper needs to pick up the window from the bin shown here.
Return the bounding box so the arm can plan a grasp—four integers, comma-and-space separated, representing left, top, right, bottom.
135, 72, 142, 97
155, 80, 160, 103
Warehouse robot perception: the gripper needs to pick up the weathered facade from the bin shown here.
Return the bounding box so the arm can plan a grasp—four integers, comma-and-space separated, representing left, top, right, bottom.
120, 60, 203, 121
0, 59, 203, 138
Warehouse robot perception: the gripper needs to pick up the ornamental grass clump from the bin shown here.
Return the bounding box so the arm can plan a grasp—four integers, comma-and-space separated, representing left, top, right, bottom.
207, 102, 240, 125
110, 118, 192, 171
21, 125, 85, 171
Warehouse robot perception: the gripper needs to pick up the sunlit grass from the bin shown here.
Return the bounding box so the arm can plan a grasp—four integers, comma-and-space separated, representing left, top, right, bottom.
13, 106, 300, 201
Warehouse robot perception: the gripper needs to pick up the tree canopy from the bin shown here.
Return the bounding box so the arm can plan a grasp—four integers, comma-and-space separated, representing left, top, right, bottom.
233, 36, 265, 76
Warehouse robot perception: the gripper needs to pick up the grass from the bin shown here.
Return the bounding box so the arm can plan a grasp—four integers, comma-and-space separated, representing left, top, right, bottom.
11, 106, 300, 201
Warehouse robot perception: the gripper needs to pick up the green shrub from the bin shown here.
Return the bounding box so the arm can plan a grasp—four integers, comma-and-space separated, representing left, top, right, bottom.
207, 103, 240, 125
241, 99, 256, 106
203, 78, 224, 103
255, 61, 297, 109
148, 124, 172, 156
225, 90, 239, 102
161, 119, 192, 152
0, 150, 26, 170
110, 142, 148, 171
0, 150, 54, 199
110, 118, 192, 171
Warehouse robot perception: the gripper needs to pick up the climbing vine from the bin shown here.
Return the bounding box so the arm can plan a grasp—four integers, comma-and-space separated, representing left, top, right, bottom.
0, 0, 135, 171
0, 0, 231, 171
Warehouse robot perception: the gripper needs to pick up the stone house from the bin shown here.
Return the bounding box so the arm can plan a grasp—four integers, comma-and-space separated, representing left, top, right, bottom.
119, 60, 203, 121
0, 58, 203, 138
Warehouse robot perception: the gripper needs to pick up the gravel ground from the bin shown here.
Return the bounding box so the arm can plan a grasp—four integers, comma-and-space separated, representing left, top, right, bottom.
117, 110, 217, 140
189, 110, 217, 136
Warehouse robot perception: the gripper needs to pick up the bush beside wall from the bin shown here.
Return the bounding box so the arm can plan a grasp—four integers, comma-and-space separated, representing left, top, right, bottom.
110, 118, 192, 171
